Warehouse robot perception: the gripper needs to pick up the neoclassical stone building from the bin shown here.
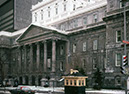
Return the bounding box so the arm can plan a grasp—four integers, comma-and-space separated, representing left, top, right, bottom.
0, 0, 129, 88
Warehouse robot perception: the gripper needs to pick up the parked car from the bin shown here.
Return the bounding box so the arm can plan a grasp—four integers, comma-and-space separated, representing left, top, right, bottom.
9, 86, 35, 94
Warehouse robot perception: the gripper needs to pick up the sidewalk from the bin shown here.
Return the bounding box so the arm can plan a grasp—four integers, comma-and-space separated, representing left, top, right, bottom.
0, 86, 126, 94
33, 87, 125, 94
0, 91, 10, 94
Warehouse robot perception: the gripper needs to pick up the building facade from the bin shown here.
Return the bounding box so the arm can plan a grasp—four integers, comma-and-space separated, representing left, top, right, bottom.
0, 0, 129, 88
0, 0, 32, 32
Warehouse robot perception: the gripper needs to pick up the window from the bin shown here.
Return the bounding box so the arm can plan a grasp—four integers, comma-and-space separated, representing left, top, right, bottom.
56, 7, 58, 14
73, 4, 76, 10
116, 31, 121, 43
82, 80, 84, 86
74, 20, 78, 27
60, 62, 63, 71
74, 80, 76, 85
73, 44, 76, 53
66, 80, 68, 85
120, 1, 124, 8
60, 45, 64, 55
83, 42, 86, 51
83, 17, 87, 25
115, 76, 121, 85
48, 7, 50, 17
34, 12, 37, 22
93, 58, 97, 69
79, 80, 81, 85
41, 10, 43, 20
55, 3, 58, 14
70, 80, 72, 85
115, 53, 121, 66
93, 14, 98, 23
64, 4, 66, 11
93, 40, 98, 50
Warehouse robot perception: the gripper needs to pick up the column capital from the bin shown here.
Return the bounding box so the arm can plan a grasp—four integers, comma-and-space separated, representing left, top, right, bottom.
42, 40, 47, 43
52, 37, 58, 41
28, 43, 33, 47
35, 42, 40, 45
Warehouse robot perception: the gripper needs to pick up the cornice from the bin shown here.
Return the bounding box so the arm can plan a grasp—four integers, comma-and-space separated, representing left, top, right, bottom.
103, 6, 129, 21
31, 0, 55, 11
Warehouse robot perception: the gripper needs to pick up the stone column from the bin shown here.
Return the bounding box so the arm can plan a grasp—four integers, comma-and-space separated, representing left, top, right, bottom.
37, 42, 40, 71
18, 47, 22, 73
29, 76, 32, 85
52, 40, 56, 72
22, 77, 25, 85
30, 44, 33, 72
44, 41, 47, 72
24, 45, 27, 73
65, 40, 70, 72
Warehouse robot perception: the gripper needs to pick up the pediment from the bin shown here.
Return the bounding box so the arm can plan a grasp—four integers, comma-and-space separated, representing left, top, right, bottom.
17, 24, 53, 41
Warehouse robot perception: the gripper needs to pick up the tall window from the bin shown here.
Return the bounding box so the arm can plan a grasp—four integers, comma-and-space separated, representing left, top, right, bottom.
93, 14, 98, 23
34, 12, 37, 22
120, 1, 124, 8
56, 7, 58, 14
41, 10, 43, 20
73, 4, 76, 10
115, 53, 121, 66
116, 30, 121, 43
55, 3, 58, 15
83, 42, 86, 51
93, 40, 98, 50
48, 7, 50, 17
73, 44, 76, 53
64, 4, 66, 11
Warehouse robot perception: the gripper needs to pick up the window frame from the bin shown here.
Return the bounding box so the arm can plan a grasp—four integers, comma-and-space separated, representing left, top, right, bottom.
83, 17, 87, 25
116, 30, 121, 43
115, 53, 121, 67
73, 44, 76, 53
83, 42, 86, 51
93, 40, 98, 50
93, 14, 98, 23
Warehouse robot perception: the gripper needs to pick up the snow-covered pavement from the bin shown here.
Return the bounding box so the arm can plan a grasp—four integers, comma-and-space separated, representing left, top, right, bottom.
0, 86, 126, 94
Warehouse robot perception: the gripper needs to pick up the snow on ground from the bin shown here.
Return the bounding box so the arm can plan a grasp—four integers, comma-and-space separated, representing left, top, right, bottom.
0, 86, 126, 94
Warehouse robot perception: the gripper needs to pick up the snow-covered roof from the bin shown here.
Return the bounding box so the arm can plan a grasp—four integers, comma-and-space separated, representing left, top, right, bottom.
0, 27, 28, 37
32, 23, 69, 35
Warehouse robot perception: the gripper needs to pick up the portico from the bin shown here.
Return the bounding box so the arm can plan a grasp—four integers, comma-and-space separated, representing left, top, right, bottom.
17, 24, 69, 86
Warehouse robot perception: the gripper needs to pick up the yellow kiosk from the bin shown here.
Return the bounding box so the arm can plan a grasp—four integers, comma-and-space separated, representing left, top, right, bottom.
63, 69, 88, 94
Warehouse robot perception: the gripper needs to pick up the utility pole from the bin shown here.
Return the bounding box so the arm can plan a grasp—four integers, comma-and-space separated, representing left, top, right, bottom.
122, 0, 128, 94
